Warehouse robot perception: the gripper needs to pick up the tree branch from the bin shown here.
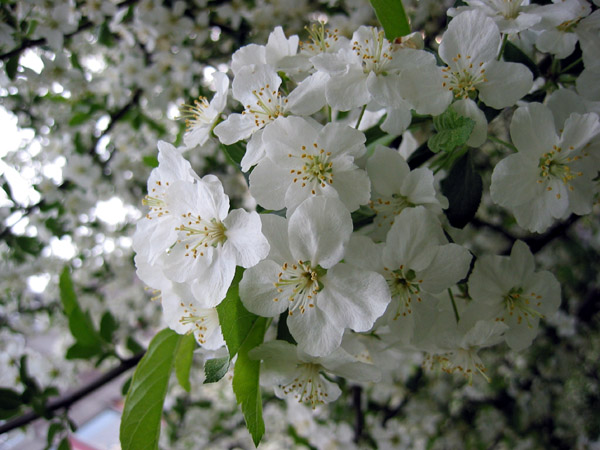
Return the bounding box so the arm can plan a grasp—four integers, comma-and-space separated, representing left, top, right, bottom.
0, 351, 144, 435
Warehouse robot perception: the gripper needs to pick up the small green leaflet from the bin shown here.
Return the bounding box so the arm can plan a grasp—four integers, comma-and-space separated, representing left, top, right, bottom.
369, 0, 411, 40
174, 333, 196, 392
428, 108, 475, 154
204, 357, 230, 384
120, 329, 183, 450
216, 267, 268, 446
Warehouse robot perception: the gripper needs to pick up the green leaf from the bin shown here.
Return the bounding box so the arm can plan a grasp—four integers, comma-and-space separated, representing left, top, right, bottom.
204, 357, 230, 384
440, 151, 482, 228
65, 342, 103, 360
59, 267, 103, 355
6, 53, 19, 80
121, 377, 132, 396
428, 108, 475, 154
220, 142, 246, 168
232, 317, 268, 447
369, 0, 411, 40
174, 333, 195, 392
142, 155, 159, 168
57, 437, 70, 450
0, 387, 22, 419
126, 336, 144, 355
120, 329, 183, 450
98, 21, 115, 47
46, 422, 63, 448
216, 267, 261, 359
68, 111, 94, 127
100, 311, 118, 343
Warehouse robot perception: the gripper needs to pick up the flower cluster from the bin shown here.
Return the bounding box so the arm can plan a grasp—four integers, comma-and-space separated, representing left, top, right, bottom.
133, 2, 600, 417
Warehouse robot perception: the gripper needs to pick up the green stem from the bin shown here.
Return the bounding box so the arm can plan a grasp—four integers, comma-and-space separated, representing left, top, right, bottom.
489, 136, 518, 152
497, 34, 508, 61
448, 288, 460, 323
355, 105, 367, 129
328, 104, 332, 123
560, 57, 582, 74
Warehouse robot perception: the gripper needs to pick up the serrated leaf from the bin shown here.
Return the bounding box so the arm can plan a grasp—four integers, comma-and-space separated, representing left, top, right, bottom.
440, 151, 482, 228
216, 267, 261, 359
204, 357, 230, 384
100, 311, 118, 343
6, 53, 19, 80
428, 108, 475, 154
174, 333, 195, 392
232, 317, 267, 447
120, 329, 183, 450
369, 0, 410, 40
220, 142, 246, 168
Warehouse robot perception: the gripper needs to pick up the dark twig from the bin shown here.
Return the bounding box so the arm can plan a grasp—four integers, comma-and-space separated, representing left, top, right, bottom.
0, 351, 144, 435
352, 386, 364, 443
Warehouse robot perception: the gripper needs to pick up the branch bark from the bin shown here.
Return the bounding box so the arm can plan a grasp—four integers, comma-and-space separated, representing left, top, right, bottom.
0, 352, 144, 435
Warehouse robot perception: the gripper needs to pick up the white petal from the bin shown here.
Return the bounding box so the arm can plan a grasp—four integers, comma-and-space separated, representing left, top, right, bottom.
239, 260, 288, 317
510, 104, 558, 156
223, 209, 269, 268
440, 11, 500, 67
319, 264, 390, 332
478, 61, 533, 109
288, 305, 344, 357
288, 197, 352, 268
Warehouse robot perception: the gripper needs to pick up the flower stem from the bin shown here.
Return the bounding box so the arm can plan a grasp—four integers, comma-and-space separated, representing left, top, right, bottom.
448, 288, 460, 323
489, 136, 518, 152
355, 105, 367, 129
497, 34, 508, 61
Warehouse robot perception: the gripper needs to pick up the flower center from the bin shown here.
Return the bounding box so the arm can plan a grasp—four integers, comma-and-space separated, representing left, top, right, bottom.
289, 144, 334, 195
142, 180, 170, 219
301, 22, 339, 54
273, 260, 325, 315
242, 84, 288, 128
490, 0, 524, 19
176, 214, 227, 258
424, 350, 489, 384
178, 302, 219, 345
180, 97, 213, 131
498, 286, 544, 327
384, 265, 423, 319
280, 363, 328, 408
352, 28, 394, 75
537, 144, 584, 198
442, 54, 487, 100
370, 193, 414, 226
